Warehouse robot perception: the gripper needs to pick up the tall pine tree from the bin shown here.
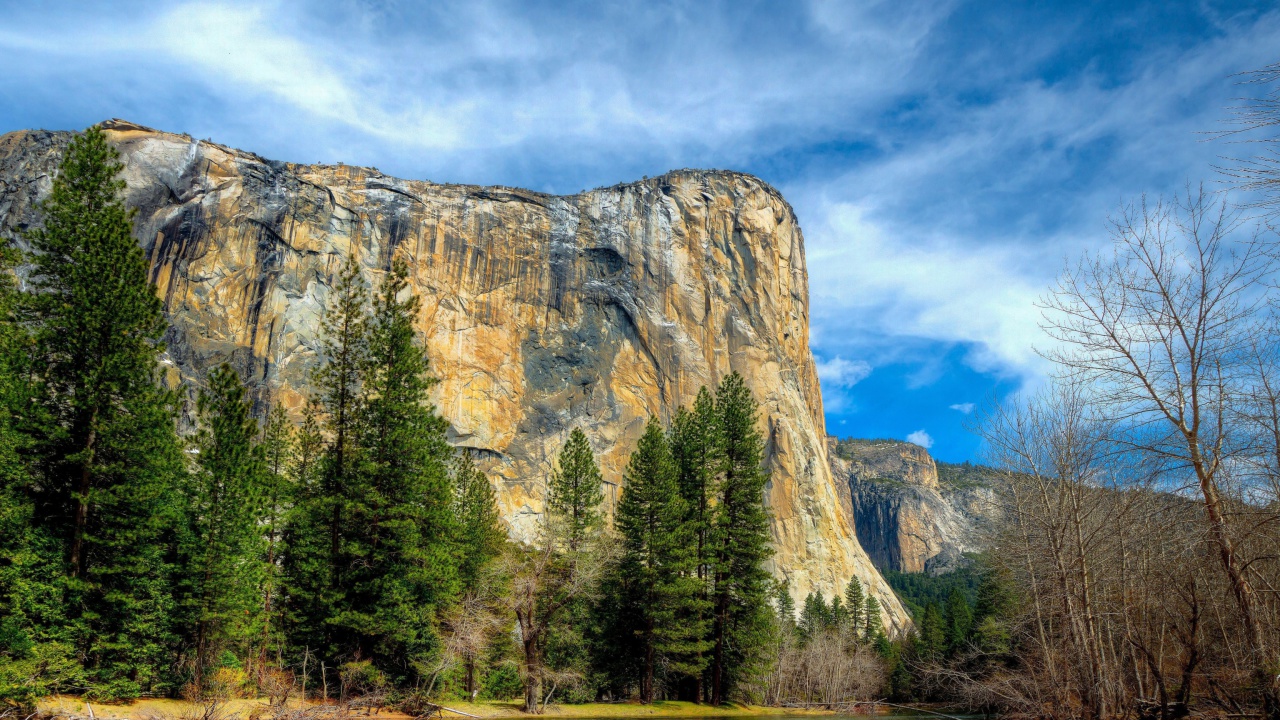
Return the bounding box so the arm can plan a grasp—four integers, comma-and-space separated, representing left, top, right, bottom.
345, 259, 458, 671
844, 577, 865, 641
182, 364, 268, 686
452, 451, 505, 591
255, 404, 293, 669
22, 125, 186, 695
546, 428, 603, 552
614, 417, 708, 702
667, 388, 721, 700
709, 372, 773, 705
283, 255, 368, 665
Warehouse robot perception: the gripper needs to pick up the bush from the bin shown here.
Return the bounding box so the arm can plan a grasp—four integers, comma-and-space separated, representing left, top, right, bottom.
0, 641, 87, 710
479, 665, 522, 700
85, 677, 143, 703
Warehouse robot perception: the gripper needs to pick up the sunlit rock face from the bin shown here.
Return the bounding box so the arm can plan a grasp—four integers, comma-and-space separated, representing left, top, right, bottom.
830, 439, 1000, 576
0, 120, 908, 632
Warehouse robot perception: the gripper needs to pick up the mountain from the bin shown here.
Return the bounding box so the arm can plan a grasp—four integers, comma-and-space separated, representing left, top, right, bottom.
828, 438, 1002, 575
0, 120, 908, 631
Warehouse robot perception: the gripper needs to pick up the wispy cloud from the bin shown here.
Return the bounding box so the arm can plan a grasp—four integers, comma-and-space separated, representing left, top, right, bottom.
815, 357, 873, 388
906, 430, 934, 449
949, 403, 975, 415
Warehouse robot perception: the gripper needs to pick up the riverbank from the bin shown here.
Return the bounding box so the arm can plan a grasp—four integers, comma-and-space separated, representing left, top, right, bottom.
38, 697, 849, 719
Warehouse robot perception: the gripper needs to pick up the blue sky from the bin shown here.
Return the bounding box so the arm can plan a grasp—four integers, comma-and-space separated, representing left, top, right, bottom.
1, 1, 1276, 461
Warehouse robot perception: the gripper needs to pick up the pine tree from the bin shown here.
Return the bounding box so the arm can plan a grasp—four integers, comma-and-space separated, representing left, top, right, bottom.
614, 417, 708, 703
943, 588, 973, 656
799, 593, 829, 640
284, 254, 368, 664
918, 602, 945, 659
22, 125, 186, 695
346, 258, 458, 671
255, 404, 293, 666
183, 364, 269, 685
774, 581, 796, 632
829, 595, 848, 633
546, 428, 603, 552
667, 388, 722, 700
315, 253, 369, 593
709, 372, 773, 705
863, 595, 884, 644
844, 577, 865, 641
453, 451, 506, 591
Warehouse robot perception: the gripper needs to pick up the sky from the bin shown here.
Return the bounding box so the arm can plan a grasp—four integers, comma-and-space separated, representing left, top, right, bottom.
1, 0, 1277, 462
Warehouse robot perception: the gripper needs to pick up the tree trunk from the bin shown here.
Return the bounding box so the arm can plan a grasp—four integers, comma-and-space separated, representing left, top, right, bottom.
69, 420, 97, 578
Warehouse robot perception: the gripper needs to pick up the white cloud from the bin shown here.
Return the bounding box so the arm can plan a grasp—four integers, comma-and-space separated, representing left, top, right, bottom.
815, 356, 872, 388
906, 430, 934, 449
949, 403, 975, 414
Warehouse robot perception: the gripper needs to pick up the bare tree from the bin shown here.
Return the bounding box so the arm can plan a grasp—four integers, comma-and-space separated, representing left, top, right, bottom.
1037, 187, 1280, 716
1219, 61, 1280, 217
503, 512, 612, 714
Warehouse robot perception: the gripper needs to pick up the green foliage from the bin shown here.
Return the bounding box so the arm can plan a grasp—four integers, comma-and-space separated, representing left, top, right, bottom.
15, 125, 187, 697
480, 664, 523, 700
774, 581, 796, 630
182, 364, 270, 683
844, 577, 865, 637
917, 603, 946, 658
453, 451, 505, 591
883, 566, 980, 619
613, 417, 710, 701
710, 372, 774, 704
285, 258, 460, 681
943, 588, 973, 654
799, 592, 830, 639
547, 428, 604, 552
862, 596, 883, 644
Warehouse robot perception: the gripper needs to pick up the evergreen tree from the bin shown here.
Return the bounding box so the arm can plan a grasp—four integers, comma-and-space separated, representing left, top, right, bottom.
829, 595, 848, 633
863, 595, 884, 644
799, 593, 830, 640
452, 451, 505, 591
546, 428, 603, 552
345, 258, 458, 671
667, 389, 722, 700
283, 255, 368, 664
614, 418, 707, 702
22, 125, 186, 695
709, 372, 773, 705
918, 602, 946, 659
774, 581, 796, 632
943, 588, 973, 656
183, 364, 268, 685
255, 404, 293, 666
844, 577, 865, 640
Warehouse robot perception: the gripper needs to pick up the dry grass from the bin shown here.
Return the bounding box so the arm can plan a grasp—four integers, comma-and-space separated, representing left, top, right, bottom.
34, 697, 839, 720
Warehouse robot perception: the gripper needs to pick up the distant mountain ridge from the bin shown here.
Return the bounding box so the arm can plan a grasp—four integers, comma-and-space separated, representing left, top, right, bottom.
828, 438, 1003, 575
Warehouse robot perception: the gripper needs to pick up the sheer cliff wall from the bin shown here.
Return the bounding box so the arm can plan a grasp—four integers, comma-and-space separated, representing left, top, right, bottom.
0, 121, 907, 631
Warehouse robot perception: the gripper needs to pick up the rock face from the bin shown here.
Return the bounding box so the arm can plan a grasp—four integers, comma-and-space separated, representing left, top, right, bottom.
829, 439, 1000, 575
0, 121, 908, 632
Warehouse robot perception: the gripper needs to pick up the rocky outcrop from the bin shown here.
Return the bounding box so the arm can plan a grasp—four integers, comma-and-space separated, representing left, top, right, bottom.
829, 439, 1000, 575
0, 120, 909, 631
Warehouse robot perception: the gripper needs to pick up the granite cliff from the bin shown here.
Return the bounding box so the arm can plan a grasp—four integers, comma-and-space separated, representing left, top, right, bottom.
0, 121, 908, 631
829, 439, 1001, 575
